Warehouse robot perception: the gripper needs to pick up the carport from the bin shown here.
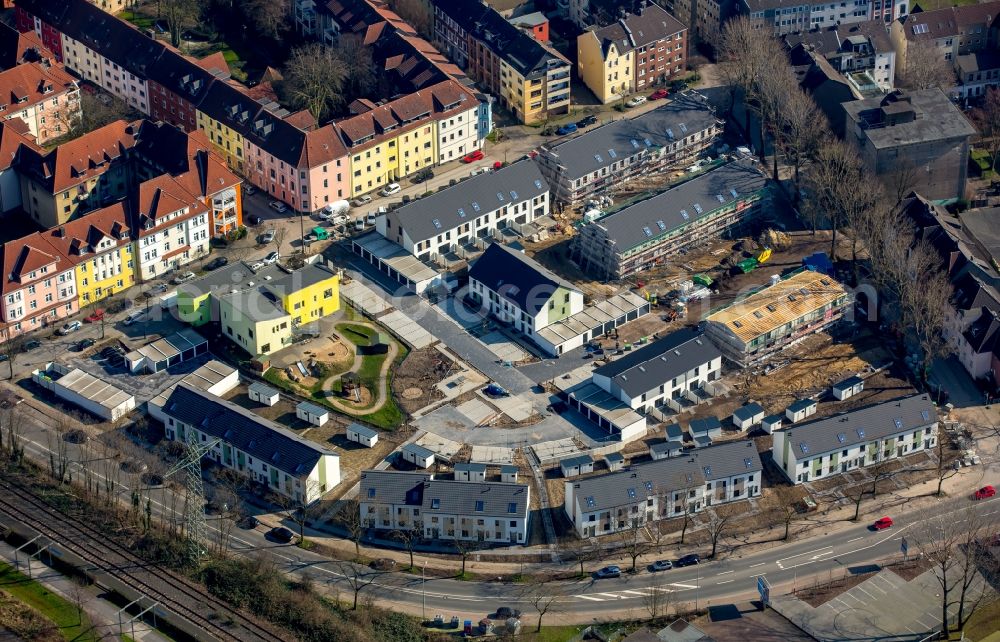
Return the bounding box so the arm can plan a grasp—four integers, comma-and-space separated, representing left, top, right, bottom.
351, 233, 444, 294
534, 292, 650, 356
125, 328, 208, 374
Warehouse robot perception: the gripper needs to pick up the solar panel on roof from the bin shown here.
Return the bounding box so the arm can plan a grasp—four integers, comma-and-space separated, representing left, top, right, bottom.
856, 428, 866, 439
643, 226, 652, 237
496, 192, 505, 202
703, 466, 712, 476
693, 203, 703, 214
837, 433, 846, 443
645, 481, 653, 492
656, 220, 666, 231
585, 496, 596, 507
627, 487, 636, 499
534, 179, 543, 189
595, 153, 603, 163
472, 201, 480, 212
510, 190, 518, 199
893, 418, 903, 429
680, 209, 689, 220
921, 410, 931, 421
800, 442, 810, 454
745, 457, 754, 469
630, 139, 640, 149
458, 208, 465, 218
432, 219, 441, 229
608, 149, 617, 159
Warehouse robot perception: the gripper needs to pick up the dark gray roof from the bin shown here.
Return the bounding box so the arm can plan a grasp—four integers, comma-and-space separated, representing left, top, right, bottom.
469, 243, 580, 316
500, 464, 518, 473
843, 89, 977, 149
161, 384, 336, 478
542, 92, 719, 181
592, 160, 767, 253
402, 443, 435, 459
692, 434, 713, 447
650, 441, 683, 455
455, 462, 488, 472
348, 423, 378, 439
788, 398, 817, 413
593, 4, 686, 54
265, 263, 338, 297
360, 470, 530, 518
605, 452, 625, 462
592, 328, 722, 398
571, 441, 761, 512
733, 402, 765, 421
665, 423, 683, 440
297, 401, 328, 416
763, 414, 784, 425
958, 51, 1000, 75
392, 159, 548, 243
176, 261, 284, 298
784, 394, 936, 459
561, 454, 594, 468
689, 417, 722, 435
248, 381, 279, 397
833, 376, 864, 391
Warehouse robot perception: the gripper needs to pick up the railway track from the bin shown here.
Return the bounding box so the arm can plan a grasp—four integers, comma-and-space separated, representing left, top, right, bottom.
0, 477, 282, 642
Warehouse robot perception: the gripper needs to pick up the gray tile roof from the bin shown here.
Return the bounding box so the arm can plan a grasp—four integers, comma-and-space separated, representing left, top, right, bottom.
591, 159, 767, 253
500, 465, 518, 473
402, 443, 435, 459
665, 423, 684, 440
605, 452, 625, 462
689, 416, 722, 436
455, 462, 488, 472
469, 242, 580, 316
843, 89, 977, 150
360, 470, 530, 518
571, 441, 761, 512
297, 401, 328, 416
542, 92, 719, 181
733, 402, 765, 421
561, 454, 594, 468
161, 384, 337, 478
248, 382, 279, 398
788, 398, 817, 413
391, 159, 548, 243
348, 423, 378, 439
784, 394, 936, 459
833, 376, 864, 391
592, 328, 721, 398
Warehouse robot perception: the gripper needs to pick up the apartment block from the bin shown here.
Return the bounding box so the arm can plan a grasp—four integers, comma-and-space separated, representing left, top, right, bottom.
772, 394, 937, 483
1, 231, 79, 337
741, 0, 874, 35
704, 270, 851, 366
784, 20, 896, 92
571, 160, 767, 280
536, 92, 722, 205
889, 2, 1000, 79
159, 384, 340, 503
577, 3, 687, 104
0, 59, 80, 144
564, 441, 761, 538
360, 470, 531, 544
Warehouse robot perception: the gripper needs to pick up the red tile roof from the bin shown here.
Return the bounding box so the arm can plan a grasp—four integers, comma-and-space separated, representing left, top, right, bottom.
0, 121, 41, 172
1, 232, 71, 295
42, 202, 131, 266
0, 61, 77, 115
134, 175, 209, 235
17, 119, 139, 193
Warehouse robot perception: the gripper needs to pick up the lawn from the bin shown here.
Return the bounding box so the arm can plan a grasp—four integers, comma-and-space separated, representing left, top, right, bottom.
336, 323, 378, 346
528, 625, 588, 642
955, 599, 1000, 641
914, 0, 978, 8
0, 562, 99, 641
119, 10, 156, 30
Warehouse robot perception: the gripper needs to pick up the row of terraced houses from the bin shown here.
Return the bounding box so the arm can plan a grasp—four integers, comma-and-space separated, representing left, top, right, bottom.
14, 0, 492, 213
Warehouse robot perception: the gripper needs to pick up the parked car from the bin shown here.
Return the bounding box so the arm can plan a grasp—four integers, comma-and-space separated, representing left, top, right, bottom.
412, 168, 434, 183
260, 229, 276, 244
23, 339, 41, 351
354, 218, 365, 232
556, 123, 578, 136
649, 88, 669, 100
872, 516, 894, 530
595, 565, 621, 579
263, 251, 279, 265
576, 115, 598, 128
352, 195, 373, 207
122, 311, 145, 326
648, 560, 673, 572
366, 213, 377, 226
626, 95, 648, 108
675, 554, 700, 567
462, 150, 485, 163
106, 299, 133, 314
380, 183, 401, 197
249, 261, 265, 271
974, 485, 996, 500
243, 184, 256, 196
369, 558, 397, 571
171, 271, 196, 285
0, 355, 8, 363
268, 200, 288, 213
205, 257, 229, 271
238, 515, 259, 529
248, 214, 263, 226
267, 526, 295, 543
57, 321, 82, 335
74, 338, 96, 351
495, 606, 521, 619
84, 309, 105, 323
470, 167, 489, 177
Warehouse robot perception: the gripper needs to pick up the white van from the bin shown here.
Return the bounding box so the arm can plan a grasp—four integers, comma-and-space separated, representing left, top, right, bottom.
322, 199, 350, 216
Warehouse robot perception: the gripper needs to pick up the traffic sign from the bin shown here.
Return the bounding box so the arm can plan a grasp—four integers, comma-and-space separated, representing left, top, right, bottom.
901, 537, 908, 559
757, 575, 770, 606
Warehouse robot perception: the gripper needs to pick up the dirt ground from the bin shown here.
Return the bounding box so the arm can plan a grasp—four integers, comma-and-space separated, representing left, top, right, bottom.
392, 347, 450, 415
793, 568, 880, 607
304, 420, 406, 500
222, 385, 311, 429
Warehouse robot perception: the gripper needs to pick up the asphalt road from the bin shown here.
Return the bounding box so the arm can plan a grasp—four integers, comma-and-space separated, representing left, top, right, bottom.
10, 405, 1000, 625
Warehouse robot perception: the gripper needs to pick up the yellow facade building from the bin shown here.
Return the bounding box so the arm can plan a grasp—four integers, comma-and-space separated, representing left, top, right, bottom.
577, 32, 634, 104
267, 264, 341, 327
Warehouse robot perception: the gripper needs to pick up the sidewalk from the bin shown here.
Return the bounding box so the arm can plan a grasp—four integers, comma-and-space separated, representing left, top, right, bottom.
0, 540, 170, 642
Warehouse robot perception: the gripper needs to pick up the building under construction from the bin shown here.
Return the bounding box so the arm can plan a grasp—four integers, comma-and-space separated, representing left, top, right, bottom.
570, 159, 769, 280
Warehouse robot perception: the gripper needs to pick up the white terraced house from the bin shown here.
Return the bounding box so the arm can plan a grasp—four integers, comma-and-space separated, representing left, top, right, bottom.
564, 441, 762, 538
772, 394, 938, 484
359, 471, 531, 545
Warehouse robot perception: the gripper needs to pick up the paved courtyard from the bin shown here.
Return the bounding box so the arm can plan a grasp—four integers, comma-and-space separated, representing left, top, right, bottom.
379, 310, 435, 349
479, 330, 529, 362
455, 398, 497, 425
66, 351, 212, 404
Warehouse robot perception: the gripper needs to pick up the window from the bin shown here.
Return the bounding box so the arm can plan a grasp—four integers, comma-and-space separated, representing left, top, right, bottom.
507, 502, 517, 513
475, 500, 484, 511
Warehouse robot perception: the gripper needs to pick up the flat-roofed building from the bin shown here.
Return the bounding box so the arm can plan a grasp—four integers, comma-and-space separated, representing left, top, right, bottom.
704, 270, 851, 366
571, 160, 768, 280
564, 440, 762, 537
32, 362, 135, 421
772, 394, 937, 484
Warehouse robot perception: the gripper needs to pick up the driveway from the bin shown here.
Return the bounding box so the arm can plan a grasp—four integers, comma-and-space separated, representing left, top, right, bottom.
929, 356, 984, 408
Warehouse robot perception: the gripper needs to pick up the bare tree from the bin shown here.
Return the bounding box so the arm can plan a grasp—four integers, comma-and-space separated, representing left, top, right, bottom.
162, 0, 199, 48
804, 138, 876, 262
520, 578, 564, 633
272, 227, 287, 256
900, 41, 955, 91
707, 504, 740, 559
46, 415, 73, 484
772, 486, 804, 541
386, 0, 432, 37
972, 87, 1000, 172
239, 0, 290, 40
566, 537, 599, 577
0, 328, 20, 380
0, 405, 25, 464
643, 570, 675, 619
331, 560, 388, 610
453, 537, 482, 577
390, 527, 420, 570
934, 427, 960, 497
281, 43, 348, 123
617, 517, 649, 573
779, 84, 825, 199
337, 497, 365, 558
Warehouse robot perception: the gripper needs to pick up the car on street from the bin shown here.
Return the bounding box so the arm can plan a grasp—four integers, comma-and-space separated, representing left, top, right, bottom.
380, 182, 401, 197
974, 485, 996, 500
412, 168, 434, 183
74, 338, 96, 351
243, 185, 256, 196
122, 311, 145, 326
84, 309, 105, 323
648, 560, 673, 572
674, 554, 700, 567
595, 565, 621, 579
205, 257, 229, 271
106, 299, 134, 314
366, 213, 377, 226
238, 515, 259, 529
23, 339, 41, 351
872, 516, 894, 530
263, 251, 279, 265
268, 200, 288, 213
470, 167, 489, 177
57, 321, 82, 335
352, 195, 373, 207
267, 526, 295, 543
369, 558, 397, 571
249, 260, 265, 270
495, 606, 521, 619
576, 115, 598, 128
260, 229, 276, 244
626, 96, 647, 108
556, 123, 578, 136
171, 271, 196, 284
248, 214, 263, 226
649, 88, 669, 100
354, 218, 365, 232
462, 150, 485, 163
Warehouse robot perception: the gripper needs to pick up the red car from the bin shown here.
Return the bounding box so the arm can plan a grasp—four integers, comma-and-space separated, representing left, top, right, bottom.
974, 485, 996, 500
873, 516, 893, 531
493, 161, 504, 170
84, 309, 105, 323
462, 150, 484, 163
649, 89, 669, 100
